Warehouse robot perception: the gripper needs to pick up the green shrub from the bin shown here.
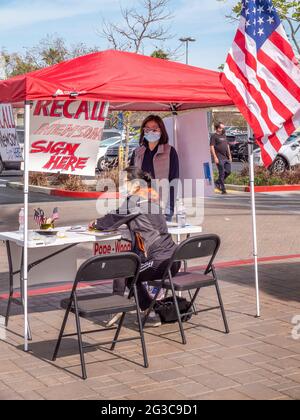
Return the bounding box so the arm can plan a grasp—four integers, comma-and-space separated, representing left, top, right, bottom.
215, 164, 300, 186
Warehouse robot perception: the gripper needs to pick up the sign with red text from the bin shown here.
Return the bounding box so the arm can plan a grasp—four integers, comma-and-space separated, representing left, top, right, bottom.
0, 104, 22, 162
94, 240, 132, 257
29, 100, 109, 176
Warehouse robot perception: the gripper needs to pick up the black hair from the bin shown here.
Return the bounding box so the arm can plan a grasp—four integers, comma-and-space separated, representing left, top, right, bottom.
125, 167, 152, 187
139, 115, 169, 146
215, 122, 225, 130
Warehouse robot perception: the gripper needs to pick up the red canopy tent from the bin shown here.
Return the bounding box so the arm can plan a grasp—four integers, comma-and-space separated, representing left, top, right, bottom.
1, 50, 244, 352
0, 49, 233, 110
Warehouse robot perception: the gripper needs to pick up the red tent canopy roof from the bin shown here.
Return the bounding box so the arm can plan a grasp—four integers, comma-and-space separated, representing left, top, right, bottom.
0, 50, 233, 111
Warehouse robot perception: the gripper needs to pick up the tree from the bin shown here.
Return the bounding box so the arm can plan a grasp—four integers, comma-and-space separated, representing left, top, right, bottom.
218, 0, 300, 56
151, 48, 170, 59
100, 0, 174, 171
0, 54, 6, 79
100, 0, 173, 53
1, 50, 39, 77
1, 35, 99, 78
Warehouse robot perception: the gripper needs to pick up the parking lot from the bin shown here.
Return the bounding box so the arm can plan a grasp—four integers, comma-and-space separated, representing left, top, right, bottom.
1, 169, 300, 400
0, 187, 300, 399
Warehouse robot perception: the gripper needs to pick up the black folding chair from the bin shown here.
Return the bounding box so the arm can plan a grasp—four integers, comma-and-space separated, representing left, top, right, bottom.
52, 253, 148, 379
144, 234, 230, 345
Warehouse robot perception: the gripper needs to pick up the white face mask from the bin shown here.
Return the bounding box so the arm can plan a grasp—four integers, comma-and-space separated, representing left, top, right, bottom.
145, 131, 161, 143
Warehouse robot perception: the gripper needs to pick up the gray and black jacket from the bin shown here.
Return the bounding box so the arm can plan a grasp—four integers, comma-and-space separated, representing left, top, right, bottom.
95, 190, 177, 262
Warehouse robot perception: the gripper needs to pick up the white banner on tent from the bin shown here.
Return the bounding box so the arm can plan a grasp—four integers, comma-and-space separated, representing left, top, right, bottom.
0, 103, 22, 162
29, 100, 109, 176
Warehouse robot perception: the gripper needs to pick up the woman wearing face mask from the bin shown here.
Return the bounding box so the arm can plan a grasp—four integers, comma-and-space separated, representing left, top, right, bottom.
130, 115, 179, 221
91, 167, 181, 328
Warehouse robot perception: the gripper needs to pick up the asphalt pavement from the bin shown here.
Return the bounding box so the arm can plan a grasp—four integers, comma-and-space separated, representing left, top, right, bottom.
207, 192, 300, 215
1, 166, 300, 262
1, 176, 300, 215
0, 161, 255, 207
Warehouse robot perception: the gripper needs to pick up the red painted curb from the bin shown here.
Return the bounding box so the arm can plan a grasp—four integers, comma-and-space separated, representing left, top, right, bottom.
51, 189, 120, 199
1, 254, 300, 301
245, 185, 300, 193
190, 254, 300, 271
214, 253, 300, 268
0, 280, 112, 300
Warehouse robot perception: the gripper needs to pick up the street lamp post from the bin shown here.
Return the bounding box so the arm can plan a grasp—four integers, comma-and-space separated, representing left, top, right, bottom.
179, 37, 196, 65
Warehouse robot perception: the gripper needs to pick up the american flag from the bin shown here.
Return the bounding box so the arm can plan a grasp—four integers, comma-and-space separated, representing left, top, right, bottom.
221, 0, 300, 167
34, 209, 40, 226
52, 207, 59, 221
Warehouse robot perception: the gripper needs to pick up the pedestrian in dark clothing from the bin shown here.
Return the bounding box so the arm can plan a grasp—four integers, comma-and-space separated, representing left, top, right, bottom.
210, 122, 232, 194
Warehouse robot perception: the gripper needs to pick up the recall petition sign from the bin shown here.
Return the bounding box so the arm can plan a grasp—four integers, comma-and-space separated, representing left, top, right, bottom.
29, 100, 109, 176
0, 104, 22, 162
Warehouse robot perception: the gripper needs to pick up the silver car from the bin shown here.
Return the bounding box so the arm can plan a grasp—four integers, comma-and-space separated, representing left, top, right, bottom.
254, 131, 300, 173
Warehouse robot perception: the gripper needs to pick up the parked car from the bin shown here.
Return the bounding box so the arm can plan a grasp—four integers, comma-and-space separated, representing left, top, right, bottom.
0, 128, 23, 174
104, 138, 140, 168
0, 155, 22, 174
253, 132, 300, 173
97, 136, 122, 171
102, 129, 123, 141
97, 129, 137, 171
225, 126, 247, 136
227, 133, 249, 160
237, 138, 260, 162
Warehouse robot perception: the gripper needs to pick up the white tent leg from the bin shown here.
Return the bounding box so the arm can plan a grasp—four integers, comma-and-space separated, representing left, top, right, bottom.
248, 126, 260, 318
173, 113, 179, 150
23, 102, 31, 351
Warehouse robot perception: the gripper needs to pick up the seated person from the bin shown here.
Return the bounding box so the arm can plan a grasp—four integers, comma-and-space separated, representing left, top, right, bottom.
91, 167, 181, 327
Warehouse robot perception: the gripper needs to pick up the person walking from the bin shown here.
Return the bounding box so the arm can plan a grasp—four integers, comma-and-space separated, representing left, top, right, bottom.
210, 122, 232, 195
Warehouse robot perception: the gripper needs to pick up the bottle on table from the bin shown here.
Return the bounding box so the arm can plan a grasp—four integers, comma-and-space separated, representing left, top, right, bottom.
176, 199, 187, 228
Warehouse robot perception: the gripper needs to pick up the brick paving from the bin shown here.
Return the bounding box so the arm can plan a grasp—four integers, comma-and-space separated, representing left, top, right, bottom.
0, 258, 300, 400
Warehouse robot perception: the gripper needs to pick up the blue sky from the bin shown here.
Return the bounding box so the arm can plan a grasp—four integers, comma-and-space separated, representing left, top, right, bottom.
0, 0, 239, 70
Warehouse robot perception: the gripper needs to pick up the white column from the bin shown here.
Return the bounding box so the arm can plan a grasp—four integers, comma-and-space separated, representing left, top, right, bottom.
247, 126, 260, 318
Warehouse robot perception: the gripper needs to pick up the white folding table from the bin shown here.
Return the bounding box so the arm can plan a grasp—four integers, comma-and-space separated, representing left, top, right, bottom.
0, 224, 202, 344
168, 224, 203, 245
0, 228, 122, 340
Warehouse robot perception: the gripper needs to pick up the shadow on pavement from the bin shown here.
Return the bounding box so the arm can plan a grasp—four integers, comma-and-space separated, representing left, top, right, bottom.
1, 261, 300, 320
219, 261, 300, 304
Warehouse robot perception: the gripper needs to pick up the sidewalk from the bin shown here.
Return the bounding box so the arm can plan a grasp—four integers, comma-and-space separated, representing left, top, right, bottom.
0, 257, 300, 400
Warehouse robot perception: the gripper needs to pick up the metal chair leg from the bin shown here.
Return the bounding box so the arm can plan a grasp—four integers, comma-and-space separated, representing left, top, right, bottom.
142, 286, 162, 328
52, 300, 72, 361
5, 296, 12, 328
110, 313, 126, 351
215, 282, 230, 334
136, 312, 149, 368
133, 286, 149, 368
5, 241, 14, 327
5, 280, 13, 328
74, 303, 87, 380
169, 281, 187, 345
188, 289, 199, 315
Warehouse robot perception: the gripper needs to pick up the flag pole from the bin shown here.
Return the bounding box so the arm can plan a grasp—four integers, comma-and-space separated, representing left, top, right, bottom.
247, 125, 261, 318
